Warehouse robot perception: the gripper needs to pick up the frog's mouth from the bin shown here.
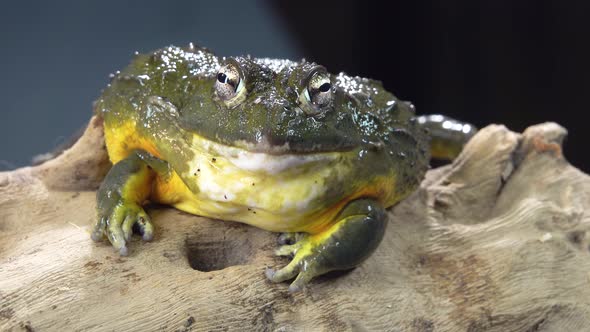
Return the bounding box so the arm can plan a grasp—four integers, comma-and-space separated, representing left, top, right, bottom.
191, 131, 342, 175
230, 130, 359, 155
182, 116, 362, 155
178, 95, 363, 154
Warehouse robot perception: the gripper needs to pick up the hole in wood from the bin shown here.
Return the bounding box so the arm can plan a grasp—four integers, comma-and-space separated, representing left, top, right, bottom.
186, 238, 252, 272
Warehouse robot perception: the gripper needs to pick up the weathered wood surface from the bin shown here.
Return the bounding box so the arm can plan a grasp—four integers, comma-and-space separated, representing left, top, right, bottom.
1, 117, 589, 332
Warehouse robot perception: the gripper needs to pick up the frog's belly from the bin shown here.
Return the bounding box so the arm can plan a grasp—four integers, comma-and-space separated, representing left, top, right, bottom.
151, 151, 373, 233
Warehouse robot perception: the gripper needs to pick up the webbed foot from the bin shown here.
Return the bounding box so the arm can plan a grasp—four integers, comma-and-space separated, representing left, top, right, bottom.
91, 150, 165, 255
91, 202, 154, 256
266, 199, 387, 292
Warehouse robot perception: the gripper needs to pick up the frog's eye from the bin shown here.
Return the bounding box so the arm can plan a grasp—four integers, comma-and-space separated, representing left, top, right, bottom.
300, 68, 333, 115
215, 60, 246, 107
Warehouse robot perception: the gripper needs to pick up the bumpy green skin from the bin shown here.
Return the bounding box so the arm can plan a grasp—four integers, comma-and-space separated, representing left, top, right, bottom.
92, 45, 474, 291
96, 45, 431, 185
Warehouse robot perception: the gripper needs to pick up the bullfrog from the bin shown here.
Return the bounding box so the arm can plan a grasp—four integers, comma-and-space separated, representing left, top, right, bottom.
91, 44, 475, 292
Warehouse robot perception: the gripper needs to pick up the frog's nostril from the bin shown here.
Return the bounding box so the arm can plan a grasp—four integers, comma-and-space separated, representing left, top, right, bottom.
185, 237, 253, 272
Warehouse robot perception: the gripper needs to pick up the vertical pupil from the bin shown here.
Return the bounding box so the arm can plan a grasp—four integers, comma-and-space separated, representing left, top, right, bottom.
217, 72, 227, 84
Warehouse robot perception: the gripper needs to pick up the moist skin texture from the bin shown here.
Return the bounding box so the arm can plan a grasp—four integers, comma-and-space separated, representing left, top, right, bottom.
92, 44, 473, 292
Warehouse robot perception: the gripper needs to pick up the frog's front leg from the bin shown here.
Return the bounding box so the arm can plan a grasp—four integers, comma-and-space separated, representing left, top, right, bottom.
266, 198, 387, 292
91, 149, 170, 256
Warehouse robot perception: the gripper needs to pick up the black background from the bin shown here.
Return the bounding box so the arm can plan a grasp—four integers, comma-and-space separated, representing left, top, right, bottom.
273, 0, 590, 172
1, 0, 588, 172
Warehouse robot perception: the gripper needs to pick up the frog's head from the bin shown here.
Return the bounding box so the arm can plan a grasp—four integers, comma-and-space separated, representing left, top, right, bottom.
181, 55, 363, 154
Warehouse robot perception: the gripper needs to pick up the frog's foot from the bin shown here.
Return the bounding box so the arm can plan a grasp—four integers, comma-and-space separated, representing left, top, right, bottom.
91, 202, 154, 256
91, 149, 167, 256
266, 199, 387, 292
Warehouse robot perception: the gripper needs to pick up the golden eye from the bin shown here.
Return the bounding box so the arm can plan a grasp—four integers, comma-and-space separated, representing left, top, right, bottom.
300, 68, 333, 115
307, 72, 332, 107
215, 60, 246, 107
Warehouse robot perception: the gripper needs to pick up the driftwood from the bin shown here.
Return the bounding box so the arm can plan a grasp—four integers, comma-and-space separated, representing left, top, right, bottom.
1, 116, 589, 332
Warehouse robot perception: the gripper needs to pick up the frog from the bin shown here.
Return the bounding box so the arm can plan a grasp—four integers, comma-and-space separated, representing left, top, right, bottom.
91, 44, 476, 292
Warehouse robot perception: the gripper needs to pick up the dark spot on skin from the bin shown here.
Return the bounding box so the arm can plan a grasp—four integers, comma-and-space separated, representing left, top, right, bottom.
212, 158, 216, 163
251, 183, 255, 186
197, 168, 201, 172
193, 172, 197, 176
247, 208, 252, 211
70, 192, 80, 199
224, 195, 227, 200
51, 305, 57, 310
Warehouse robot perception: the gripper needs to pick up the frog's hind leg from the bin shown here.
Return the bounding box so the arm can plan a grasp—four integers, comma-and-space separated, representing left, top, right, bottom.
91, 149, 170, 256
266, 199, 387, 292
416, 114, 478, 160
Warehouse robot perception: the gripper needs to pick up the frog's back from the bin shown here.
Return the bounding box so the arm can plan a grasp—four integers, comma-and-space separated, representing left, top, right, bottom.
95, 45, 220, 163
96, 45, 218, 124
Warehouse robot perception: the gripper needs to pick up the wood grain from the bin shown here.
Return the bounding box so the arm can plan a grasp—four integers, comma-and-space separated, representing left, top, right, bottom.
1, 118, 589, 331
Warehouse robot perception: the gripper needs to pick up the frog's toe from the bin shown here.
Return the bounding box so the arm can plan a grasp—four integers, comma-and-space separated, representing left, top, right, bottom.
104, 207, 129, 256
266, 256, 319, 292
274, 243, 300, 257
267, 239, 322, 292
93, 203, 153, 256
288, 271, 315, 293
121, 214, 137, 242
265, 260, 300, 283
91, 216, 107, 242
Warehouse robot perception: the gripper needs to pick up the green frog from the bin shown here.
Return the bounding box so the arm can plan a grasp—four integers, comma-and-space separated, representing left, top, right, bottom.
91, 44, 476, 292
